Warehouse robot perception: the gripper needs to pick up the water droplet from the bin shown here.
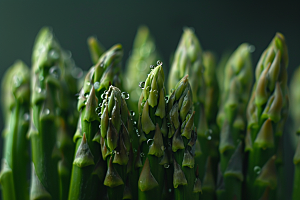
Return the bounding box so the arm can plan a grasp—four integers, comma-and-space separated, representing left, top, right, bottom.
168, 189, 172, 193
116, 152, 120, 155
86, 82, 91, 86
248, 45, 256, 53
49, 66, 61, 79
150, 65, 155, 70
136, 129, 140, 137
147, 139, 153, 145
207, 136, 212, 140
36, 87, 42, 93
139, 81, 145, 89
140, 152, 145, 157
71, 67, 83, 79
254, 166, 261, 174
157, 60, 163, 66
100, 62, 104, 67
94, 82, 100, 90
39, 75, 44, 81
44, 109, 50, 115
165, 96, 169, 102
122, 92, 130, 100
134, 148, 137, 153
133, 121, 137, 125
164, 164, 170, 169
130, 110, 135, 117
208, 129, 213, 134
95, 107, 101, 113
167, 123, 171, 128
99, 125, 101, 129
85, 94, 89, 99
49, 49, 60, 60
13, 75, 21, 88
23, 113, 30, 121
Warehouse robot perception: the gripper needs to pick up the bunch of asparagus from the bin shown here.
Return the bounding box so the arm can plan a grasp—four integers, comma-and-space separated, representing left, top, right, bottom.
0, 26, 295, 200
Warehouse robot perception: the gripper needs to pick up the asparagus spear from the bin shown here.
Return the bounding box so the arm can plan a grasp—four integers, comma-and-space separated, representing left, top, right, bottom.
99, 85, 134, 199
245, 33, 289, 200
216, 43, 253, 199
87, 36, 106, 65
124, 26, 160, 118
0, 61, 30, 200
29, 27, 66, 200
167, 75, 201, 199
68, 44, 123, 200
167, 28, 211, 198
291, 66, 300, 200
137, 62, 167, 200
56, 50, 80, 200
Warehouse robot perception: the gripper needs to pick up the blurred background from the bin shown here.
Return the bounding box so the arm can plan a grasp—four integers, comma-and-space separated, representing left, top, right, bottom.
0, 1, 299, 199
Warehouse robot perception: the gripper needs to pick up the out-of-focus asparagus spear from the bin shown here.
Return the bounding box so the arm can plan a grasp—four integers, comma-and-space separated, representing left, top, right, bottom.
87, 36, 106, 65
289, 66, 300, 148
99, 85, 133, 199
68, 44, 123, 200
137, 62, 167, 200
0, 61, 30, 200
167, 28, 213, 198
216, 51, 232, 94
245, 33, 289, 200
291, 66, 300, 200
167, 75, 201, 199
29, 27, 67, 200
216, 44, 253, 199
124, 26, 160, 118
203, 51, 220, 175
56, 50, 80, 200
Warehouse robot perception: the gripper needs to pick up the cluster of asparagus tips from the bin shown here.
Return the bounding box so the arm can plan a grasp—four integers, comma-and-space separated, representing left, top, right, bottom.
245, 33, 289, 200
137, 61, 167, 200
167, 75, 201, 199
68, 44, 123, 200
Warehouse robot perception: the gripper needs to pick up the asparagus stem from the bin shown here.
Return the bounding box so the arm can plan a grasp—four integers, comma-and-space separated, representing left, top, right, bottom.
0, 61, 30, 200
245, 33, 289, 200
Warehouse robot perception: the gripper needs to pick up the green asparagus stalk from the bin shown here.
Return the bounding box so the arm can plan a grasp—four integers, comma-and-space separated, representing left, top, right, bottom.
56, 50, 80, 200
291, 66, 300, 200
137, 62, 167, 200
216, 51, 232, 95
68, 44, 123, 200
216, 43, 253, 199
87, 36, 106, 65
124, 26, 160, 118
245, 33, 289, 200
0, 61, 30, 200
99, 85, 134, 199
289, 66, 300, 148
167, 28, 211, 198
29, 27, 66, 200
167, 75, 201, 199
203, 51, 220, 170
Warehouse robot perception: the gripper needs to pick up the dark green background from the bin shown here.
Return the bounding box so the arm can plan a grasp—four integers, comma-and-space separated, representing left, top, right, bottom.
0, 1, 299, 199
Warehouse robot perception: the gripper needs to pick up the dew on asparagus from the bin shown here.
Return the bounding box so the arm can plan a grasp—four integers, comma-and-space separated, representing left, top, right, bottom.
139, 81, 145, 89
49, 49, 60, 60
94, 82, 100, 90
150, 65, 155, 70
248, 45, 256, 53
49, 66, 61, 79
122, 92, 130, 100
140, 152, 145, 157
254, 166, 261, 174
71, 67, 83, 79
147, 139, 153, 145
130, 110, 136, 117
157, 60, 163, 66
164, 164, 170, 169
168, 189, 172, 193
23, 113, 30, 121
133, 121, 137, 125
44, 109, 50, 115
